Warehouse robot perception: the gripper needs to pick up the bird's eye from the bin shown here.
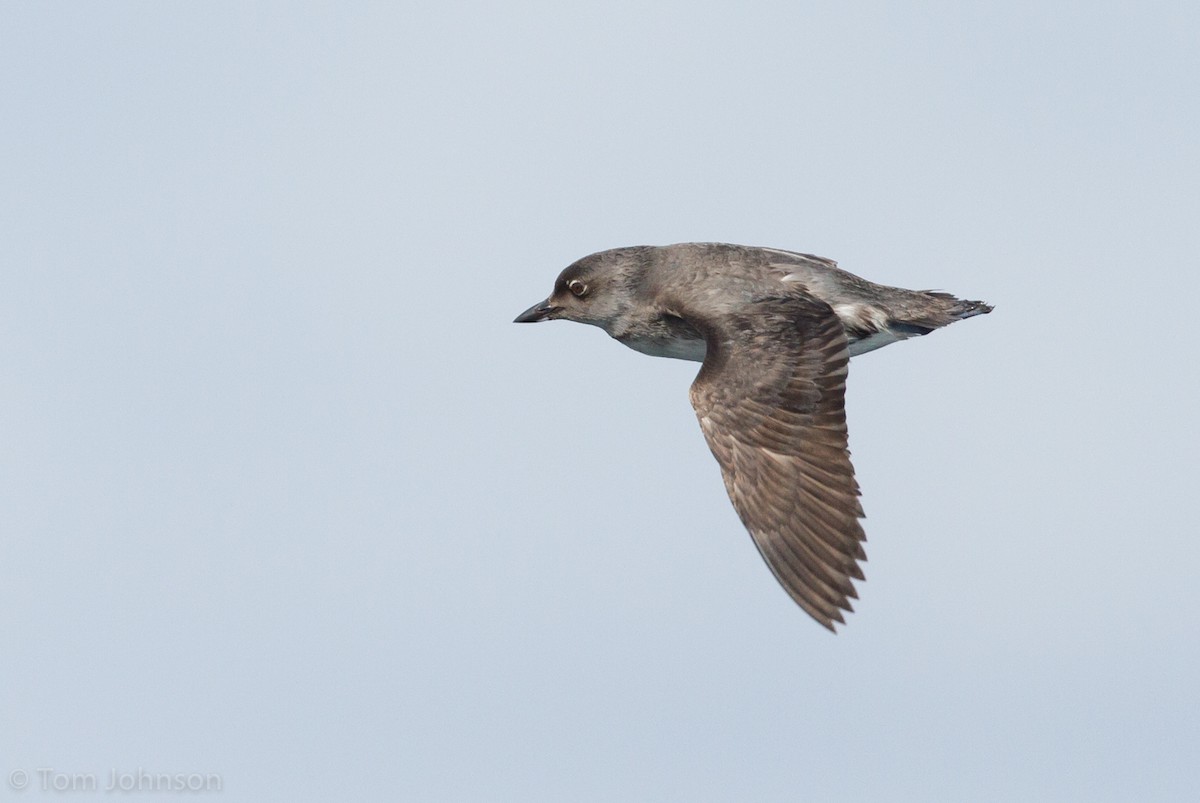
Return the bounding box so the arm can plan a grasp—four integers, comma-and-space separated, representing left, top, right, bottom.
568, 279, 588, 297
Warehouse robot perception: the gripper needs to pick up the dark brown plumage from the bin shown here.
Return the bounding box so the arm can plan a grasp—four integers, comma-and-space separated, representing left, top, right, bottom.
688, 293, 863, 630
515, 243, 991, 630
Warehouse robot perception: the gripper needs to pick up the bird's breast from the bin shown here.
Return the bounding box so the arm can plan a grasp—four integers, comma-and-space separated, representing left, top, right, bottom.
616, 332, 707, 362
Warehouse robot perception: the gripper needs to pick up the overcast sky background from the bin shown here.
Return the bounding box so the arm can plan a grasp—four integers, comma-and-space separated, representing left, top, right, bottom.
2, 3, 1198, 801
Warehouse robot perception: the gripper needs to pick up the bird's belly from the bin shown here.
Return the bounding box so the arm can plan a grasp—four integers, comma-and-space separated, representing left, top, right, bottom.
846, 329, 900, 356
618, 319, 899, 361
618, 334, 707, 362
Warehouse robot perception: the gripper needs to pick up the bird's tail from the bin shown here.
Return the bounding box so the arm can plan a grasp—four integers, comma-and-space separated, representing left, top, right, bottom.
879, 292, 992, 342
919, 291, 994, 325
947, 296, 994, 321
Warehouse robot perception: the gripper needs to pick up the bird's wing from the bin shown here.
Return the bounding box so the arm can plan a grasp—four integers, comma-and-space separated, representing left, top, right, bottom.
683, 290, 866, 631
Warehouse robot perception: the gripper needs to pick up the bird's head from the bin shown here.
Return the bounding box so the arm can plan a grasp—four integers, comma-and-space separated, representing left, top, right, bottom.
513, 248, 646, 335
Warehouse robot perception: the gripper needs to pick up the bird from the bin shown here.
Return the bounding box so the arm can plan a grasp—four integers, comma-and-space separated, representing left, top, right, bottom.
514, 243, 991, 631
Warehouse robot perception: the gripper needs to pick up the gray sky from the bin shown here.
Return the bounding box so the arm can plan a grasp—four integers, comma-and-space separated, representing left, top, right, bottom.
2, 2, 1197, 801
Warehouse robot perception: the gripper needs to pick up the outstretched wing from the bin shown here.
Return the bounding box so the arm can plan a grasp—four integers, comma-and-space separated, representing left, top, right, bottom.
686, 291, 866, 631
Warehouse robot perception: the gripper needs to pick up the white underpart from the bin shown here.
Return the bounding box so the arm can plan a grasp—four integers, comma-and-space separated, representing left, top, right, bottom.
847, 330, 901, 356
833, 303, 897, 356
621, 334, 707, 362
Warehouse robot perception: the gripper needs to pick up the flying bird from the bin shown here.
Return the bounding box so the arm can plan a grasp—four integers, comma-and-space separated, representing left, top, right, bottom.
514, 243, 991, 630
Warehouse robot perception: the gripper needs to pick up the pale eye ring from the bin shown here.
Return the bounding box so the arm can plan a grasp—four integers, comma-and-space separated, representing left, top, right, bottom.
567, 279, 588, 297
